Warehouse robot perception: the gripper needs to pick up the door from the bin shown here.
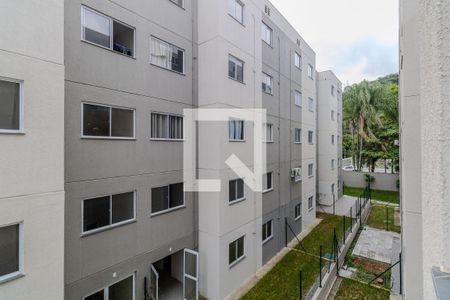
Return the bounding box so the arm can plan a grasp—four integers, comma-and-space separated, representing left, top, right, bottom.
150, 264, 159, 300
183, 249, 199, 300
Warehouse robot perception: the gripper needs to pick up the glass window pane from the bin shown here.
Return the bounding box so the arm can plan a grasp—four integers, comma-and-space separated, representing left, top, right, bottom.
85, 290, 104, 300
83, 196, 110, 232
171, 49, 184, 73
83, 104, 110, 137
109, 275, 133, 300
237, 237, 244, 258
151, 186, 169, 213
229, 242, 235, 264
112, 21, 134, 57
228, 59, 236, 79
111, 108, 134, 137
0, 80, 20, 130
267, 173, 272, 189
83, 7, 111, 48
112, 192, 134, 224
237, 179, 244, 199
229, 180, 236, 202
169, 183, 184, 208
236, 64, 243, 82
0, 224, 19, 277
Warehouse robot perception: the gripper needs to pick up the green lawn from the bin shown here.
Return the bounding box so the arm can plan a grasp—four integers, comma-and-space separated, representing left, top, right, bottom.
343, 186, 399, 204
335, 278, 390, 300
242, 213, 355, 299
366, 205, 401, 233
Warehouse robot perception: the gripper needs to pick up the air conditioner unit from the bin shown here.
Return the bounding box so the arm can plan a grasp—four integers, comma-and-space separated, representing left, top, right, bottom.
291, 168, 302, 182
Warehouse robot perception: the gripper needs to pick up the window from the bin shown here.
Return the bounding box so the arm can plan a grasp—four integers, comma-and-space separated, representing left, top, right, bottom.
228, 0, 244, 24
308, 196, 314, 210
84, 274, 135, 300
294, 203, 301, 220
229, 119, 244, 140
262, 220, 273, 243
262, 72, 273, 94
307, 64, 314, 79
83, 192, 135, 234
263, 172, 273, 192
331, 110, 335, 121
151, 183, 184, 214
294, 52, 302, 69
82, 103, 135, 138
294, 128, 301, 144
150, 37, 185, 73
0, 223, 22, 282
308, 97, 314, 112
332, 159, 335, 169
229, 179, 244, 203
228, 55, 244, 82
337, 113, 341, 123
0, 78, 22, 132
308, 163, 314, 177
150, 112, 183, 140
229, 236, 245, 265
263, 123, 273, 142
261, 22, 272, 46
294, 90, 302, 107
308, 130, 313, 144
82, 6, 135, 57
337, 135, 340, 145
331, 85, 335, 96
331, 134, 335, 145
169, 0, 184, 8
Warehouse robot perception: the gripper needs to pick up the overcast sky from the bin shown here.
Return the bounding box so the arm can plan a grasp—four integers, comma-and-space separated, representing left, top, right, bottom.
270, 0, 399, 85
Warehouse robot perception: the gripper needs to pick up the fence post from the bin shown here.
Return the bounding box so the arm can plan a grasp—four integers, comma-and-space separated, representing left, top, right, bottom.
299, 270, 303, 300
399, 252, 402, 294
350, 207, 353, 232
319, 245, 323, 288
386, 207, 389, 231
285, 217, 288, 247
343, 216, 346, 244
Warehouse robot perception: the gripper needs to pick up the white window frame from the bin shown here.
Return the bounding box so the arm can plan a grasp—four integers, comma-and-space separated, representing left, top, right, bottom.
308, 195, 314, 210
263, 172, 273, 193
81, 102, 136, 140
262, 219, 273, 244
308, 163, 314, 177
262, 72, 273, 95
150, 111, 184, 141
228, 54, 244, 82
332, 134, 335, 145
331, 110, 335, 121
150, 36, 185, 74
307, 64, 314, 79
228, 0, 244, 24
150, 183, 186, 216
229, 119, 245, 141
332, 159, 335, 170
308, 97, 314, 112
308, 130, 314, 144
294, 128, 302, 144
81, 191, 137, 235
294, 90, 302, 107
331, 85, 335, 96
82, 273, 136, 300
229, 236, 245, 267
81, 5, 136, 58
229, 178, 245, 204
294, 52, 302, 69
294, 203, 301, 220
0, 222, 24, 284
263, 123, 273, 143
0, 77, 24, 134
261, 21, 273, 46
169, 0, 184, 8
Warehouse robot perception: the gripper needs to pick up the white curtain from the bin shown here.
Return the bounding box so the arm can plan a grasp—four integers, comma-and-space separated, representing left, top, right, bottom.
150, 38, 172, 69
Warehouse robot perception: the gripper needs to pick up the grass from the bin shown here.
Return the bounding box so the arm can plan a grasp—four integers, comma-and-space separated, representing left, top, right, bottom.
335, 278, 390, 300
343, 186, 399, 204
242, 213, 355, 299
366, 205, 400, 233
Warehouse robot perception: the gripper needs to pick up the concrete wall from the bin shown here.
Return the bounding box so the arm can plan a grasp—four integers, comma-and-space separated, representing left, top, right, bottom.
0, 0, 65, 299
343, 171, 399, 192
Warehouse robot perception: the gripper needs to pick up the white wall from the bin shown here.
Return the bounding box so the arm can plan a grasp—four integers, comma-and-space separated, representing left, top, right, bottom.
343, 171, 399, 192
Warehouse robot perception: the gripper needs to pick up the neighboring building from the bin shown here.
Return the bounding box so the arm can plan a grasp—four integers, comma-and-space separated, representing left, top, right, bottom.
0, 1, 65, 300
400, 0, 450, 299
317, 71, 343, 210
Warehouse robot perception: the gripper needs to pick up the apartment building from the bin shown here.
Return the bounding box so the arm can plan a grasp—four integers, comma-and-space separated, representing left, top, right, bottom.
0, 1, 65, 300
400, 0, 450, 299
317, 71, 343, 210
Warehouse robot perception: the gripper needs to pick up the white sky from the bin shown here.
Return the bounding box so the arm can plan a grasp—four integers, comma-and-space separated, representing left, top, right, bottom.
270, 0, 399, 85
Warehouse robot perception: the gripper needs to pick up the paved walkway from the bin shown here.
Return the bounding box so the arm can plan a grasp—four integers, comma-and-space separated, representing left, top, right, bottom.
318, 195, 358, 216
352, 227, 400, 264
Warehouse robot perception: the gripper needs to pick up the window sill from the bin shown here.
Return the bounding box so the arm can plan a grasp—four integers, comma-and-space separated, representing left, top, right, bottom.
229, 255, 246, 269
228, 77, 245, 84
229, 197, 246, 206
0, 130, 25, 135
295, 216, 302, 221
264, 140, 274, 143
228, 14, 245, 27
262, 91, 274, 96
294, 142, 302, 144
81, 136, 136, 141
81, 219, 137, 237
262, 236, 274, 245
229, 139, 246, 142
168, 0, 186, 10
262, 188, 274, 194
308, 175, 314, 178
150, 138, 184, 142
295, 104, 302, 108
308, 207, 314, 212
262, 40, 273, 48
0, 272, 24, 285
150, 205, 186, 217
81, 40, 136, 60
149, 62, 186, 76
